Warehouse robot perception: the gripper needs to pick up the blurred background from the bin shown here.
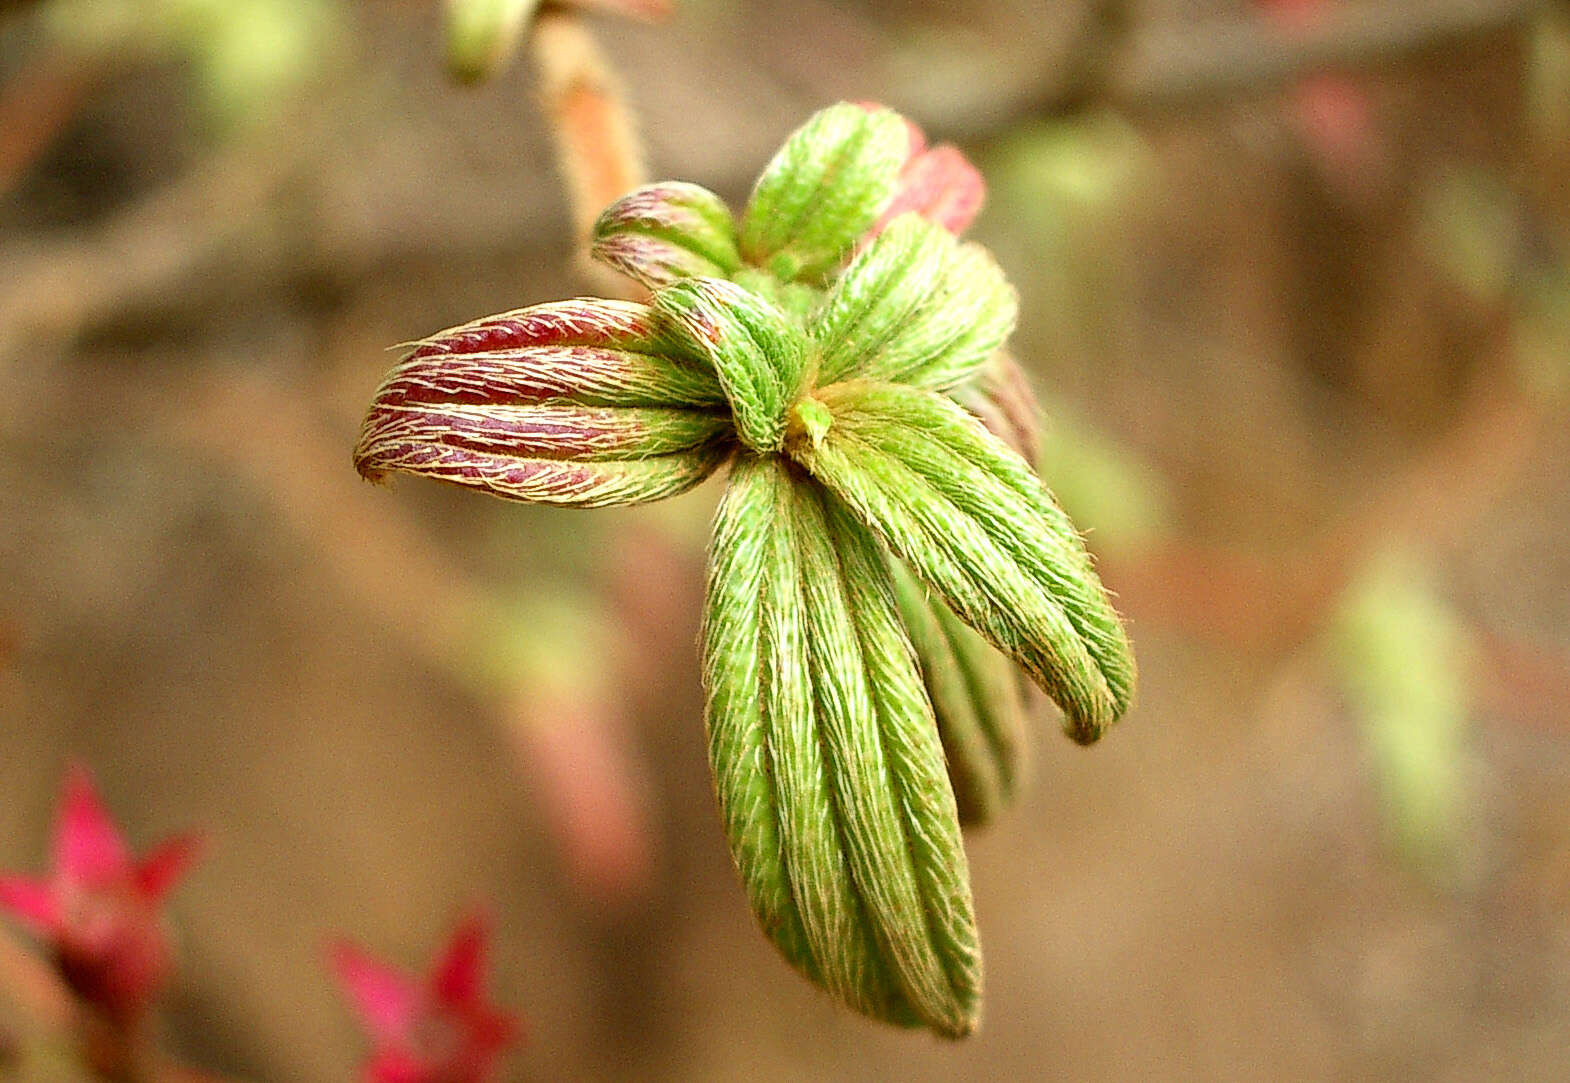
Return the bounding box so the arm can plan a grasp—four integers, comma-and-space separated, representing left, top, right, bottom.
2, 0, 1569, 1078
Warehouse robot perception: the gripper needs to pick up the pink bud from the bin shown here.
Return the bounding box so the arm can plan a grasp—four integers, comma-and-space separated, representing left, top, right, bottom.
854, 103, 985, 240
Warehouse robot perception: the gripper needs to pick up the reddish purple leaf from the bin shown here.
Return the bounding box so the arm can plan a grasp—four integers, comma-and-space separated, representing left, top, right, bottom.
355, 299, 733, 507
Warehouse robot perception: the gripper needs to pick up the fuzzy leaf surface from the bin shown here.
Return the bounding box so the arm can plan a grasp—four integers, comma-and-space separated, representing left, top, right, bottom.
788, 380, 1135, 743
703, 456, 981, 1036
704, 456, 904, 1024
355, 298, 731, 507
591, 182, 742, 289
654, 278, 808, 453
949, 350, 1042, 465
814, 214, 1016, 391
811, 490, 981, 1035
890, 562, 1029, 825
738, 104, 909, 285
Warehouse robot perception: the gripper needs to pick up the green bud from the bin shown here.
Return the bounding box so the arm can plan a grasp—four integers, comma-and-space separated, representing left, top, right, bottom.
445, 0, 537, 83
738, 103, 910, 285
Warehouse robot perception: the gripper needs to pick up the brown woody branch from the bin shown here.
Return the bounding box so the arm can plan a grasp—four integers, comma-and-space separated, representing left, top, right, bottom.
1116, 0, 1544, 111
924, 0, 1545, 140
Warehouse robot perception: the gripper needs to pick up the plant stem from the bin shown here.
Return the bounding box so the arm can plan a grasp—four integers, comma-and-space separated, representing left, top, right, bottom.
530, 7, 648, 292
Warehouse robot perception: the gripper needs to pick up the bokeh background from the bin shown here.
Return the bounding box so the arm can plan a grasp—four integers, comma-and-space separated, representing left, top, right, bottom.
3, 0, 1570, 1078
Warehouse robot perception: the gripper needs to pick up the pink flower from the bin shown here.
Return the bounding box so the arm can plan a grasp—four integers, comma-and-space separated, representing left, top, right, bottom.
0, 765, 201, 1023
330, 912, 521, 1083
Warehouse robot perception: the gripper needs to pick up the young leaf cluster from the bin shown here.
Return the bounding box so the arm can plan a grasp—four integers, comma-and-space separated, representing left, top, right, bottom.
354, 102, 1136, 1036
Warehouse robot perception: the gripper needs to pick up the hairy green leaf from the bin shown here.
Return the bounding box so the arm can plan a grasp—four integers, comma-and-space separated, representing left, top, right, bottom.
788, 380, 1135, 743
702, 455, 824, 989
891, 562, 1029, 825
703, 456, 981, 1036
804, 483, 981, 1037
738, 103, 910, 285
654, 277, 808, 453
814, 214, 1017, 391
704, 456, 909, 1025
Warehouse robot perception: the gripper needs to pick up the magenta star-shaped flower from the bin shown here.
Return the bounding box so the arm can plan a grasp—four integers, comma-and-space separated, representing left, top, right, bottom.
0, 765, 201, 1023
330, 912, 521, 1083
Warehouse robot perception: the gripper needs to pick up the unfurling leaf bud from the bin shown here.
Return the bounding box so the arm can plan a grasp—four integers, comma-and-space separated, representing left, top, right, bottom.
653, 278, 808, 454
704, 456, 980, 1037
813, 214, 1016, 392
871, 119, 986, 238
354, 99, 1142, 1040
591, 182, 742, 289
738, 104, 910, 285
354, 299, 734, 507
788, 381, 1135, 743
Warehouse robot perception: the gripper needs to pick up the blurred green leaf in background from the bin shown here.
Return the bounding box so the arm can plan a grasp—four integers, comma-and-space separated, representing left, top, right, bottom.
42, 0, 342, 130
1332, 549, 1478, 885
